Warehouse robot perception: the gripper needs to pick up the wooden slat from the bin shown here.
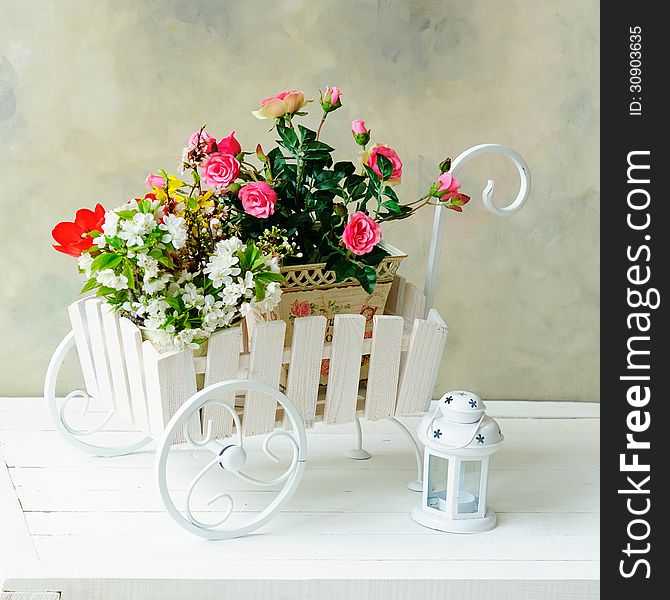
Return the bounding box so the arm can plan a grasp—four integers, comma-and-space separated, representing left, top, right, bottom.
395, 310, 448, 415
285, 316, 327, 428
202, 326, 243, 438
119, 317, 151, 435
83, 298, 116, 411
67, 299, 99, 399
243, 320, 286, 436
101, 304, 134, 424
399, 282, 426, 322
364, 315, 404, 421
385, 275, 406, 315
141, 342, 198, 442
323, 314, 366, 424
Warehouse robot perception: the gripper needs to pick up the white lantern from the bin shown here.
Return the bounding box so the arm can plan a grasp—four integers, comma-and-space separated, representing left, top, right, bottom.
411, 390, 503, 533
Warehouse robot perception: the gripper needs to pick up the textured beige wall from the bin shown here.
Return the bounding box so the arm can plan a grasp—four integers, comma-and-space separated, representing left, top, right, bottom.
0, 0, 599, 400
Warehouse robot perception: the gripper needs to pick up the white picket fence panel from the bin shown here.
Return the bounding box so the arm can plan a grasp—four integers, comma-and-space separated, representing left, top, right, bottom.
66, 279, 447, 441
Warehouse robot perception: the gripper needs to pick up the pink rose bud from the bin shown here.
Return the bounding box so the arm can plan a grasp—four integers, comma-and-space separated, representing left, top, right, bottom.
351, 119, 370, 146
351, 119, 368, 135
238, 181, 277, 218
436, 172, 462, 194
217, 131, 242, 156
320, 86, 342, 113
252, 90, 311, 119
366, 145, 402, 183
145, 173, 166, 188
342, 211, 382, 256
188, 129, 217, 154
201, 152, 241, 189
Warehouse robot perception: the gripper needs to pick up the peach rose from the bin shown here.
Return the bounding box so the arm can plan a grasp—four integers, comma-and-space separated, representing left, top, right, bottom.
201, 152, 241, 189
252, 90, 310, 119
342, 211, 382, 256
238, 181, 277, 218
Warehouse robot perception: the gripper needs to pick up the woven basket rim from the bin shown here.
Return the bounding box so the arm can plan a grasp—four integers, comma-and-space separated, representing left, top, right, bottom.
280, 242, 406, 291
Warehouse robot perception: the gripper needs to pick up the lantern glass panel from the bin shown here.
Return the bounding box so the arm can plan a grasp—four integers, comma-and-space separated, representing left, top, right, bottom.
426, 454, 449, 511
456, 460, 482, 514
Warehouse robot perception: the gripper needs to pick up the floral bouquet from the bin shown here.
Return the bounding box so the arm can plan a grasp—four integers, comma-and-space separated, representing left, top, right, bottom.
52, 85, 469, 350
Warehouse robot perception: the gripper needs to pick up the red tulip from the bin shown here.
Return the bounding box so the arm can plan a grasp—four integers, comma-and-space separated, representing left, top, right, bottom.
52, 203, 106, 257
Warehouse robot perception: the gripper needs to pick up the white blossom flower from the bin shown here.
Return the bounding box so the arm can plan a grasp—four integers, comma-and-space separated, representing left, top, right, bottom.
254, 281, 282, 312
118, 213, 156, 247
143, 274, 171, 294
159, 214, 188, 249
77, 253, 94, 278
136, 253, 160, 281
96, 269, 128, 291
102, 211, 119, 238
204, 240, 241, 288
181, 282, 205, 308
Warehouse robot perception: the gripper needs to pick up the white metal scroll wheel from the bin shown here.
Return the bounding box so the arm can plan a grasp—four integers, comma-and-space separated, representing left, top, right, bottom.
218, 445, 247, 472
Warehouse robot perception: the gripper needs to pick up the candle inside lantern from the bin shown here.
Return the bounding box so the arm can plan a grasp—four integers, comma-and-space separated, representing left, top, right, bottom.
427, 490, 477, 513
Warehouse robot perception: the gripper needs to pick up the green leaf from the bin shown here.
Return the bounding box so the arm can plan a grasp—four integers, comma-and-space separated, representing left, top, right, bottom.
354, 265, 377, 294
123, 262, 135, 290
376, 153, 393, 180
276, 122, 298, 152
334, 161, 356, 178
298, 125, 317, 144
163, 295, 181, 310
137, 199, 151, 214
254, 271, 285, 284
91, 253, 122, 272
381, 199, 403, 215
116, 210, 136, 220
106, 236, 122, 249
382, 185, 399, 202
80, 277, 98, 294
303, 141, 335, 153
254, 280, 266, 302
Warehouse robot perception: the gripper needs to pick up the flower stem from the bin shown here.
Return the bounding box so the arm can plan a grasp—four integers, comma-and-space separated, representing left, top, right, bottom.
316, 111, 328, 140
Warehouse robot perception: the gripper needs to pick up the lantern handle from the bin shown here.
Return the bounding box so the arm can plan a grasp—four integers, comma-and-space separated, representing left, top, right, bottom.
423, 144, 531, 313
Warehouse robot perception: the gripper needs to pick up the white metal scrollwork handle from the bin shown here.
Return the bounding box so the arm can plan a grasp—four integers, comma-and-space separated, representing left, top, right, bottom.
424, 143, 531, 312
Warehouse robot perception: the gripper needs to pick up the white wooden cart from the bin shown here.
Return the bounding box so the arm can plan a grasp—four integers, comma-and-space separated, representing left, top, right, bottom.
44, 144, 530, 540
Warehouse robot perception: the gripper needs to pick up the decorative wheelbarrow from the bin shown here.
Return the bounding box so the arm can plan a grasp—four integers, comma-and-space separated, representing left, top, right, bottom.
44, 144, 530, 540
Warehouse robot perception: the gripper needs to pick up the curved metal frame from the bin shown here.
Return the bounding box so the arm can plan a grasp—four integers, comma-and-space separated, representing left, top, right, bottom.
424, 143, 531, 312
44, 331, 153, 457
155, 379, 307, 540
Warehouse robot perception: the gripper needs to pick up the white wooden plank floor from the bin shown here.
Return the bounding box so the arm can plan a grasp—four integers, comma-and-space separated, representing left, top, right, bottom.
0, 398, 599, 600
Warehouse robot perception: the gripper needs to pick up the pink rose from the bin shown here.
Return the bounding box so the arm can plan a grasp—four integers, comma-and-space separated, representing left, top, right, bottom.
252, 90, 310, 119
436, 172, 462, 194
290, 300, 312, 318
218, 131, 241, 156
145, 173, 166, 188
367, 145, 402, 183
188, 129, 217, 154
201, 152, 241, 189
238, 181, 277, 218
351, 119, 368, 134
342, 211, 382, 256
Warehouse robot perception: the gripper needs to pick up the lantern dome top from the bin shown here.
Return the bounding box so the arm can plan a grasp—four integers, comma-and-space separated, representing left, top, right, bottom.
438, 390, 485, 423
418, 391, 503, 455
